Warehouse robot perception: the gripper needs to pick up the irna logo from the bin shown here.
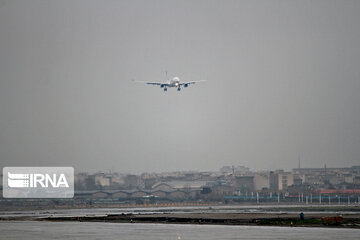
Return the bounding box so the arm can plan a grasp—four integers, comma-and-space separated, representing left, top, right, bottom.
3, 167, 74, 198
7, 172, 69, 188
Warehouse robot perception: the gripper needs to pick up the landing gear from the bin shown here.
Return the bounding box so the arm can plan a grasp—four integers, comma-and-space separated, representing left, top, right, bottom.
164, 88, 167, 92
177, 87, 181, 91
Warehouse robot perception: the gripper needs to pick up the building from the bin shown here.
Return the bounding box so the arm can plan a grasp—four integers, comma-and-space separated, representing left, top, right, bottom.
233, 176, 254, 192
270, 170, 294, 191
277, 171, 294, 190
254, 172, 270, 191
94, 173, 111, 187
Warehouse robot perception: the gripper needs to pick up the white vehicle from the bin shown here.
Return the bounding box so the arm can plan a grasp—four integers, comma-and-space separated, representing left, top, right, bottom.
133, 74, 206, 92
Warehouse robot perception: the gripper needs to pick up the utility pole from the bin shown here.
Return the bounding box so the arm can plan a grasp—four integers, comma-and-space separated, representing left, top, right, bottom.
301, 192, 304, 203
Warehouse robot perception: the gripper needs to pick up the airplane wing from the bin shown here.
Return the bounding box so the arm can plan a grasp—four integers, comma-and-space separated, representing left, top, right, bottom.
145, 82, 162, 86
132, 79, 168, 86
179, 80, 207, 86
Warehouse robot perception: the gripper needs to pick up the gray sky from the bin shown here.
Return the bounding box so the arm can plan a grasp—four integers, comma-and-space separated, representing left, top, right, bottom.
1, 0, 360, 173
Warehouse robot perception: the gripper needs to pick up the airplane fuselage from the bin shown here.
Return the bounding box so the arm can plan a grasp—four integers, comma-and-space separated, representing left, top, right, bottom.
165, 77, 180, 88
160, 77, 186, 91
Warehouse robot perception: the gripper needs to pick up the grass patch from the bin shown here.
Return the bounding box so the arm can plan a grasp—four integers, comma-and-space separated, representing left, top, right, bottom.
257, 218, 322, 226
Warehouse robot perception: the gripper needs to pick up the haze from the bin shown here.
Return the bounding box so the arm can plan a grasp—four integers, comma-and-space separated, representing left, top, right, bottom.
0, 0, 359, 173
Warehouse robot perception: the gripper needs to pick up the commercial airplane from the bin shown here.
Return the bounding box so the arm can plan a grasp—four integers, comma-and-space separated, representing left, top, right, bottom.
132, 75, 206, 92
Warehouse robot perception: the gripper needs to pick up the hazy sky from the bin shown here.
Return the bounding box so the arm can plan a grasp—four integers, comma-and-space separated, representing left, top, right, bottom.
1, 0, 360, 173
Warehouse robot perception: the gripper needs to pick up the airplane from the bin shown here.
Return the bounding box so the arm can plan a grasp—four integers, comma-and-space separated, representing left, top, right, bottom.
132, 75, 206, 92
